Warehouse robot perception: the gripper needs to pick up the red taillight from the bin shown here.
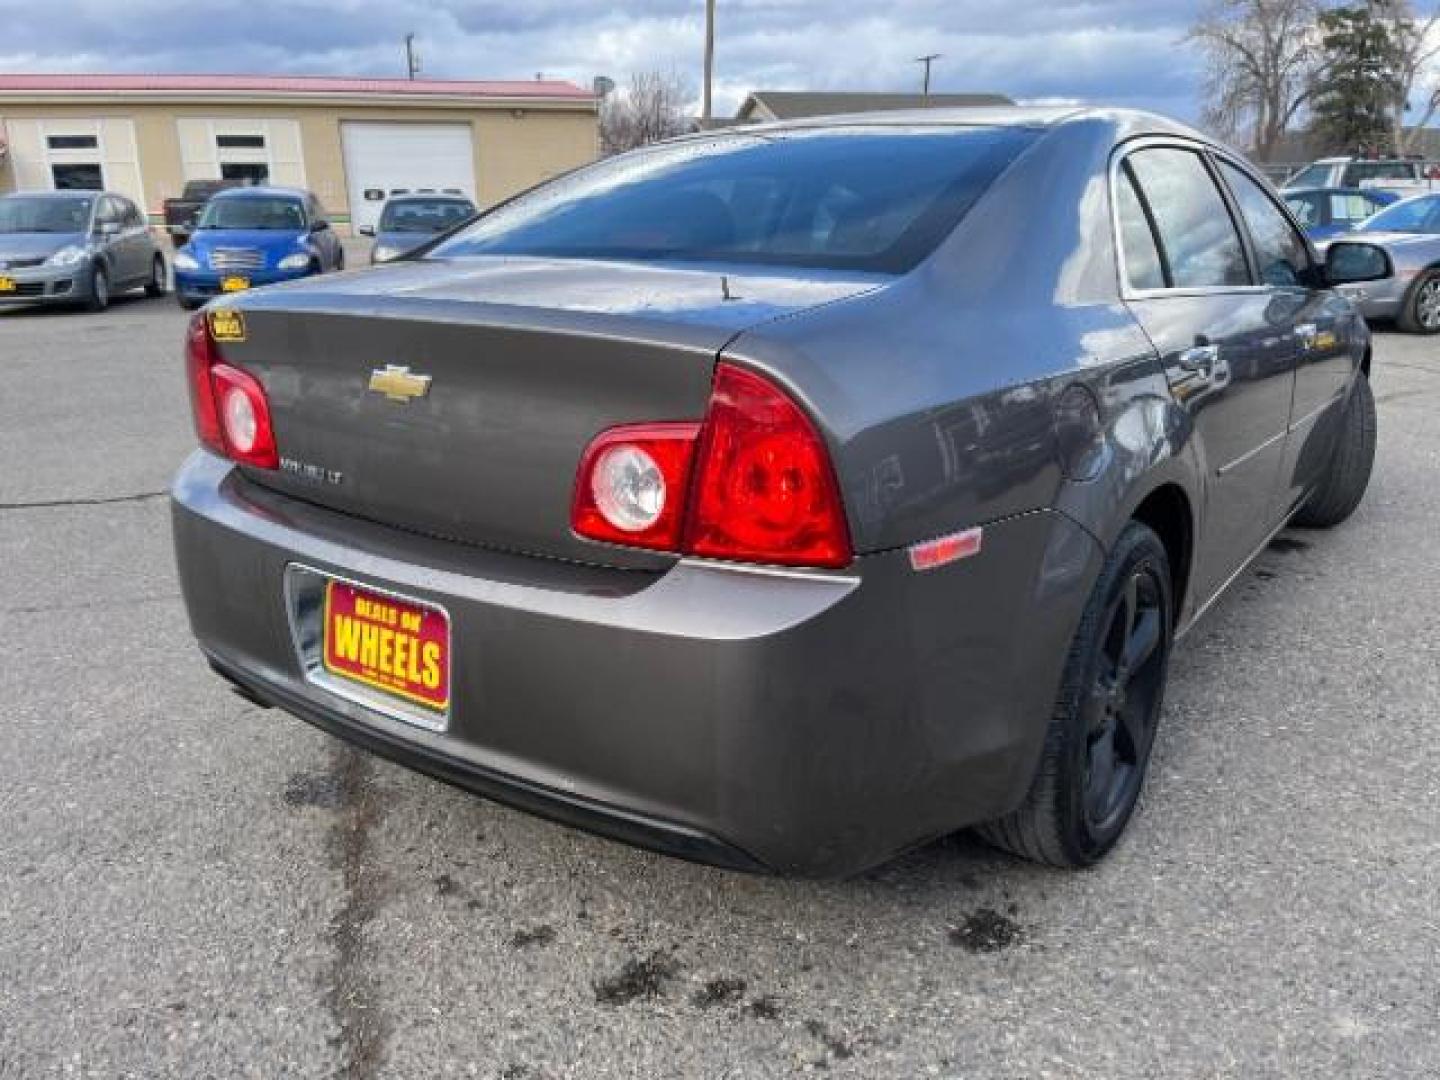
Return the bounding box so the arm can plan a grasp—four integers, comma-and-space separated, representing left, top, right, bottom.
185, 314, 224, 456
686, 363, 851, 569
571, 423, 701, 551
571, 363, 852, 569
184, 313, 278, 469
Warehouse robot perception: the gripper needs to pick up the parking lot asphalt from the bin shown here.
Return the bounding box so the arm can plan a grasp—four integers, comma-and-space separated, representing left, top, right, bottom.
1, 289, 1437, 1079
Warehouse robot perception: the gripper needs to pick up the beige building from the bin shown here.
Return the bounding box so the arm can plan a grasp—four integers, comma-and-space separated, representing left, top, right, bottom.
0, 73, 598, 233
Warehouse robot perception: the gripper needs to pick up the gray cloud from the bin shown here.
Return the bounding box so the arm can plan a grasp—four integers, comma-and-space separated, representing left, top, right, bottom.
0, 0, 1205, 119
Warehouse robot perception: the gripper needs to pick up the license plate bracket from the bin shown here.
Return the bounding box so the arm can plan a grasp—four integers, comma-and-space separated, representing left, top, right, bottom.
285, 565, 452, 732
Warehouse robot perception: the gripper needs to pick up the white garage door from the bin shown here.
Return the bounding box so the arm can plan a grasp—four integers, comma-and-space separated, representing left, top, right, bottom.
340, 122, 477, 234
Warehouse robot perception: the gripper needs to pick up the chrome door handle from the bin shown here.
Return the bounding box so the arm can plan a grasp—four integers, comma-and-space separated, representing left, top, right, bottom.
1178, 344, 1219, 373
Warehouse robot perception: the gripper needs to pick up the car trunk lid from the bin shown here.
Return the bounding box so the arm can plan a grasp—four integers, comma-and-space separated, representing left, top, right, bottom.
216, 256, 881, 567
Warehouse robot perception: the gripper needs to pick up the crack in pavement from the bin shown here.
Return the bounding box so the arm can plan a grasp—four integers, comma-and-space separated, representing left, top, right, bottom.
323, 745, 391, 1080
0, 490, 167, 511
1, 593, 182, 617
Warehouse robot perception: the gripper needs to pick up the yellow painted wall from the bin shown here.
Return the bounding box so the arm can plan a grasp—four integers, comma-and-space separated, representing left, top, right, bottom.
0, 99, 597, 232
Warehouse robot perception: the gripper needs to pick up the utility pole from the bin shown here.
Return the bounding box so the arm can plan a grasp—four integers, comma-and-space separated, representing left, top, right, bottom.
915, 53, 941, 96
405, 33, 420, 81
702, 0, 716, 123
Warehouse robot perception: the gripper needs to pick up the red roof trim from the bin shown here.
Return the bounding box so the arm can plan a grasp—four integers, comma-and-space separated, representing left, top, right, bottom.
0, 73, 593, 99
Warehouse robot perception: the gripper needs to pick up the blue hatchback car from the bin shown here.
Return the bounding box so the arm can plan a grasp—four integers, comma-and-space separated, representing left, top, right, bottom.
1282, 186, 1399, 240
173, 186, 344, 309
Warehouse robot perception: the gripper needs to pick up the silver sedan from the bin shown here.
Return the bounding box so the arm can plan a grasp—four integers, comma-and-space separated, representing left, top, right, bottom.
1322, 193, 1440, 333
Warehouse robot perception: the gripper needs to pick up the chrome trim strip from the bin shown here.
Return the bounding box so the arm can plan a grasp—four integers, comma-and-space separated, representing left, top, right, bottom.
1287, 395, 1341, 434
1214, 427, 1288, 478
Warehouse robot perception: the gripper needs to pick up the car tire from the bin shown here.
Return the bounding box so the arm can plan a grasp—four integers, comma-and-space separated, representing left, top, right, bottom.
145, 255, 168, 298
977, 521, 1173, 867
85, 265, 109, 313
177, 295, 203, 312
1397, 269, 1440, 335
1292, 373, 1377, 528
335, 249, 345, 272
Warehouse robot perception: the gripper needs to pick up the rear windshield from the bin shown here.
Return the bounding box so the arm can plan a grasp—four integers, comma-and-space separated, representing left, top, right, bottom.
381, 199, 475, 233
198, 197, 306, 231
1359, 195, 1440, 234
430, 126, 1039, 274
0, 196, 93, 234
1285, 164, 1333, 188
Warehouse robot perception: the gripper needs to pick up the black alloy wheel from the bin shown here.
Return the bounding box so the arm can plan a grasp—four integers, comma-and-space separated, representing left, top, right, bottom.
1082, 563, 1166, 834
978, 521, 1173, 867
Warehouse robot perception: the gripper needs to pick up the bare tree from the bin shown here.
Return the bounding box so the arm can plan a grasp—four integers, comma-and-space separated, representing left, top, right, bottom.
600, 70, 692, 156
1376, 1, 1440, 154
1188, 0, 1326, 158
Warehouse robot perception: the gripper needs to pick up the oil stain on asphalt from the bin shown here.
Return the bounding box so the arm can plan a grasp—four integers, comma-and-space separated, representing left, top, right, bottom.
691, 976, 746, 1008
509, 924, 557, 950
593, 951, 680, 1006
949, 907, 1025, 953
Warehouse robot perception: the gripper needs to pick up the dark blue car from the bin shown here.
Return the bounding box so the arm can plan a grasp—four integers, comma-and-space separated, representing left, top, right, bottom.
1282, 186, 1399, 240
173, 186, 344, 309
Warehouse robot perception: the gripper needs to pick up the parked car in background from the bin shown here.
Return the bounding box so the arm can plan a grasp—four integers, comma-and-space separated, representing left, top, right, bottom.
172, 187, 344, 310
0, 190, 166, 312
173, 107, 1386, 877
362, 193, 477, 264
1319, 193, 1440, 333
1283, 155, 1440, 194
163, 178, 244, 247
1283, 187, 1398, 240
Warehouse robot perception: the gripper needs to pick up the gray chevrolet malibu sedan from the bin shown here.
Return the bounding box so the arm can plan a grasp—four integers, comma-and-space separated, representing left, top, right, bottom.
0, 190, 167, 311
173, 107, 1385, 877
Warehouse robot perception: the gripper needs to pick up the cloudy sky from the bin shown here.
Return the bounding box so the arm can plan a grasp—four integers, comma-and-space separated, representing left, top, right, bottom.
0, 0, 1204, 119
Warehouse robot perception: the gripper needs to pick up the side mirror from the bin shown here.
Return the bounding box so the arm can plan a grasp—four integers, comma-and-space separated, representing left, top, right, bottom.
312, 220, 330, 233
1326, 242, 1392, 286
358, 225, 375, 237
98, 220, 122, 237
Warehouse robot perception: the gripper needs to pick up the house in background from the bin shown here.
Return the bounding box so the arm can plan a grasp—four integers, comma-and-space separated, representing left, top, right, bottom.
0, 74, 598, 234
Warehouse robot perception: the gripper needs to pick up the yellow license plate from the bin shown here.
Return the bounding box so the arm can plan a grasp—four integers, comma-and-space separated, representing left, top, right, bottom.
219, 276, 250, 293
0, 277, 15, 293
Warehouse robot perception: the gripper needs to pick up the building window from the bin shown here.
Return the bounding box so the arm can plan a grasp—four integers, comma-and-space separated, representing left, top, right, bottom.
47, 134, 99, 150
216, 134, 266, 150
51, 163, 104, 190
220, 162, 270, 185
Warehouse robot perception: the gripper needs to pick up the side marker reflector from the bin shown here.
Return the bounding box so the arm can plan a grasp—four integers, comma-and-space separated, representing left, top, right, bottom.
908, 527, 983, 572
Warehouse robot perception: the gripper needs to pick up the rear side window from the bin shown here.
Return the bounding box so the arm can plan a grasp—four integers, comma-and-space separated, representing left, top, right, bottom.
1218, 160, 1310, 287
1342, 161, 1415, 186
1285, 194, 1320, 227
431, 126, 1041, 274
1115, 166, 1166, 290
1126, 148, 1249, 289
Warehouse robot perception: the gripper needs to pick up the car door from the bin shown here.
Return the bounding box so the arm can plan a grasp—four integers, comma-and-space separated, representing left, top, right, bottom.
309, 196, 338, 269
118, 197, 153, 285
94, 197, 130, 281
1115, 142, 1298, 603
1213, 157, 1352, 516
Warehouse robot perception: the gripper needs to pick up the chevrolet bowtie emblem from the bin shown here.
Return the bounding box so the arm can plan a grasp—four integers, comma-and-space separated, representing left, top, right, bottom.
368, 365, 432, 403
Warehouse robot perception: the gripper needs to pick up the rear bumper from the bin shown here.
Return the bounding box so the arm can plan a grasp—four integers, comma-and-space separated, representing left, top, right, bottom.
172, 451, 1101, 877
1339, 278, 1408, 322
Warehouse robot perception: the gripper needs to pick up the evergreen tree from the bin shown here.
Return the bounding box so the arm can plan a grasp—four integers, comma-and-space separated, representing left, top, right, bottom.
1309, 1, 1407, 154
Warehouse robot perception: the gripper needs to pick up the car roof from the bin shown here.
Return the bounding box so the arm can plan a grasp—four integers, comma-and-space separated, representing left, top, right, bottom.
1, 189, 103, 199
675, 105, 1207, 146
1284, 186, 1394, 196
211, 185, 311, 200
384, 193, 474, 204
